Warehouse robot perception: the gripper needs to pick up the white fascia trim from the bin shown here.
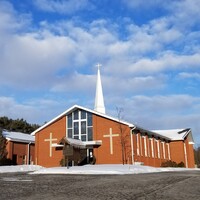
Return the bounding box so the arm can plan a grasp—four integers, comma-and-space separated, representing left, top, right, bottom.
7, 138, 35, 143
83, 140, 102, 146
31, 104, 134, 136
52, 143, 64, 147
189, 142, 195, 145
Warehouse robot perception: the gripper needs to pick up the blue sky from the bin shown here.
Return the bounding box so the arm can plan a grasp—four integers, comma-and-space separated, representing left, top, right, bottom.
0, 0, 200, 145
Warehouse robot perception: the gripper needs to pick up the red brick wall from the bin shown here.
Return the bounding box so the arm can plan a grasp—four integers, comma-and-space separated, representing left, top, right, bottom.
184, 137, 195, 168
170, 141, 185, 164
34, 111, 195, 168
169, 139, 195, 168
93, 115, 132, 164
35, 116, 66, 167
6, 141, 35, 165
132, 132, 171, 167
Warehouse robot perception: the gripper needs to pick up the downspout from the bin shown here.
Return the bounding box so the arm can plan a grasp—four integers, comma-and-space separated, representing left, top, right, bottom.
130, 126, 136, 165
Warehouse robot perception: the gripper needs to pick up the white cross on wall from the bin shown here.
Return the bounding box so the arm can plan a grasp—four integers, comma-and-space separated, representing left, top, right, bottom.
103, 128, 119, 155
44, 132, 57, 157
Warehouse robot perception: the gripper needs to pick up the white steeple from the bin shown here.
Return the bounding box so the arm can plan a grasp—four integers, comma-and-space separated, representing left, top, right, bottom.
94, 63, 105, 114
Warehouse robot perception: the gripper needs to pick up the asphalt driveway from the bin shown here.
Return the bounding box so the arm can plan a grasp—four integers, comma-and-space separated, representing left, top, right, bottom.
0, 171, 200, 200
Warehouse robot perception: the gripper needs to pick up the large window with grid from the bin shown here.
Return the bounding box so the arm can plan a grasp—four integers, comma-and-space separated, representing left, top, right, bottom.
67, 109, 93, 141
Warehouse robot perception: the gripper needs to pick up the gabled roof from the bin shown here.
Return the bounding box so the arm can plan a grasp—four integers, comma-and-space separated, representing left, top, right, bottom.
2, 130, 35, 143
152, 128, 193, 142
31, 104, 194, 143
31, 104, 134, 136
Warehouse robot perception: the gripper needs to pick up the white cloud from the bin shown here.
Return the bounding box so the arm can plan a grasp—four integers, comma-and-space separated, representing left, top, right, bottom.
51, 72, 96, 94
1, 1, 200, 92
122, 0, 170, 10
0, 96, 71, 124
0, 33, 78, 88
34, 0, 94, 14
0, 96, 38, 123
106, 94, 200, 143
168, 0, 200, 29
178, 72, 200, 79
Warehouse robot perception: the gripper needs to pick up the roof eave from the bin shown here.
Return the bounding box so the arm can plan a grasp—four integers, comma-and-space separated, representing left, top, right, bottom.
31, 104, 134, 135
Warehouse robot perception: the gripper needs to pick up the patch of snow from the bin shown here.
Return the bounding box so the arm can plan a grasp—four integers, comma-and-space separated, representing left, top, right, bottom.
30, 164, 200, 175
2, 177, 33, 182
0, 164, 199, 175
0, 165, 43, 173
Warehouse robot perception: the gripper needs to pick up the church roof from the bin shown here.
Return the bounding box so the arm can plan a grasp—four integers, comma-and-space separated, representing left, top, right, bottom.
31, 104, 134, 136
2, 130, 35, 143
31, 105, 193, 142
152, 128, 193, 142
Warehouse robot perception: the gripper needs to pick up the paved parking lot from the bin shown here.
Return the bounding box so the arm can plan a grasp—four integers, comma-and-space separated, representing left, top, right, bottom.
0, 171, 200, 200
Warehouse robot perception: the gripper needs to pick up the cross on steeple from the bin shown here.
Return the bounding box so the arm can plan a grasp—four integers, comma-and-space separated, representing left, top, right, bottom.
96, 63, 102, 69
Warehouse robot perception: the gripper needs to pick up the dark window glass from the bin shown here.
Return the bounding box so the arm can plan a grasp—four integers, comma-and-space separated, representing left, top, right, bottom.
81, 135, 86, 141
81, 121, 86, 135
87, 112, 93, 126
74, 110, 79, 120
74, 135, 79, 140
68, 129, 72, 138
67, 114, 72, 128
88, 127, 93, 141
74, 122, 79, 135
81, 110, 86, 119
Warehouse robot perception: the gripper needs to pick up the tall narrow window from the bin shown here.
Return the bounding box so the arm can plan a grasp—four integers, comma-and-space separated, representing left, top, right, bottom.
74, 122, 79, 139
136, 133, 140, 156
150, 138, 154, 158
147, 137, 150, 157
157, 140, 160, 159
167, 143, 171, 160
67, 109, 93, 142
143, 136, 147, 157
87, 112, 92, 126
162, 142, 166, 159
67, 114, 73, 138
140, 134, 143, 156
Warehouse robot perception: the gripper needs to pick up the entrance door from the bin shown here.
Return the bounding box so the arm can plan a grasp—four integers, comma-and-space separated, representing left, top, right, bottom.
12, 154, 17, 165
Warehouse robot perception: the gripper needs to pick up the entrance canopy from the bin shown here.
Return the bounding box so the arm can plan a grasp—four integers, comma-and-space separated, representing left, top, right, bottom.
52, 137, 102, 149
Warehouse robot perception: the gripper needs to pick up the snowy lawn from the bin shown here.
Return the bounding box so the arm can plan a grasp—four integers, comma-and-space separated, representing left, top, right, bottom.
0, 164, 199, 174
31, 164, 200, 175
0, 165, 43, 173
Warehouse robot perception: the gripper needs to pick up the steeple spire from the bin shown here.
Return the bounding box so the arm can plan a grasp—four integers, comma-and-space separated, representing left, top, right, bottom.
94, 63, 105, 114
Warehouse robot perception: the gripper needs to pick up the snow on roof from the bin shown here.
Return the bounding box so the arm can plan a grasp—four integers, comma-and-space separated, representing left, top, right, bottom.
152, 128, 192, 141
2, 130, 35, 143
64, 138, 86, 149
60, 137, 102, 149
31, 104, 134, 136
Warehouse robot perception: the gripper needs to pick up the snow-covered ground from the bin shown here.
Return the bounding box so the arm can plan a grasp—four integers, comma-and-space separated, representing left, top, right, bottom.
0, 164, 199, 174
0, 165, 43, 173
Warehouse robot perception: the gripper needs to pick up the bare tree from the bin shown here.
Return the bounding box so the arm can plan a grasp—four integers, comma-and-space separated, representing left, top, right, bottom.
0, 129, 9, 165
116, 107, 130, 165
194, 146, 200, 168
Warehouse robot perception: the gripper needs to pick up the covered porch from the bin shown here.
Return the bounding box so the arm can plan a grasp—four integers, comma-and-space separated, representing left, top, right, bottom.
52, 137, 102, 166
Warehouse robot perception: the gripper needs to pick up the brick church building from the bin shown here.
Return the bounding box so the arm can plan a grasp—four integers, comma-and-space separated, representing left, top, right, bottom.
31, 65, 195, 168
2, 130, 35, 165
